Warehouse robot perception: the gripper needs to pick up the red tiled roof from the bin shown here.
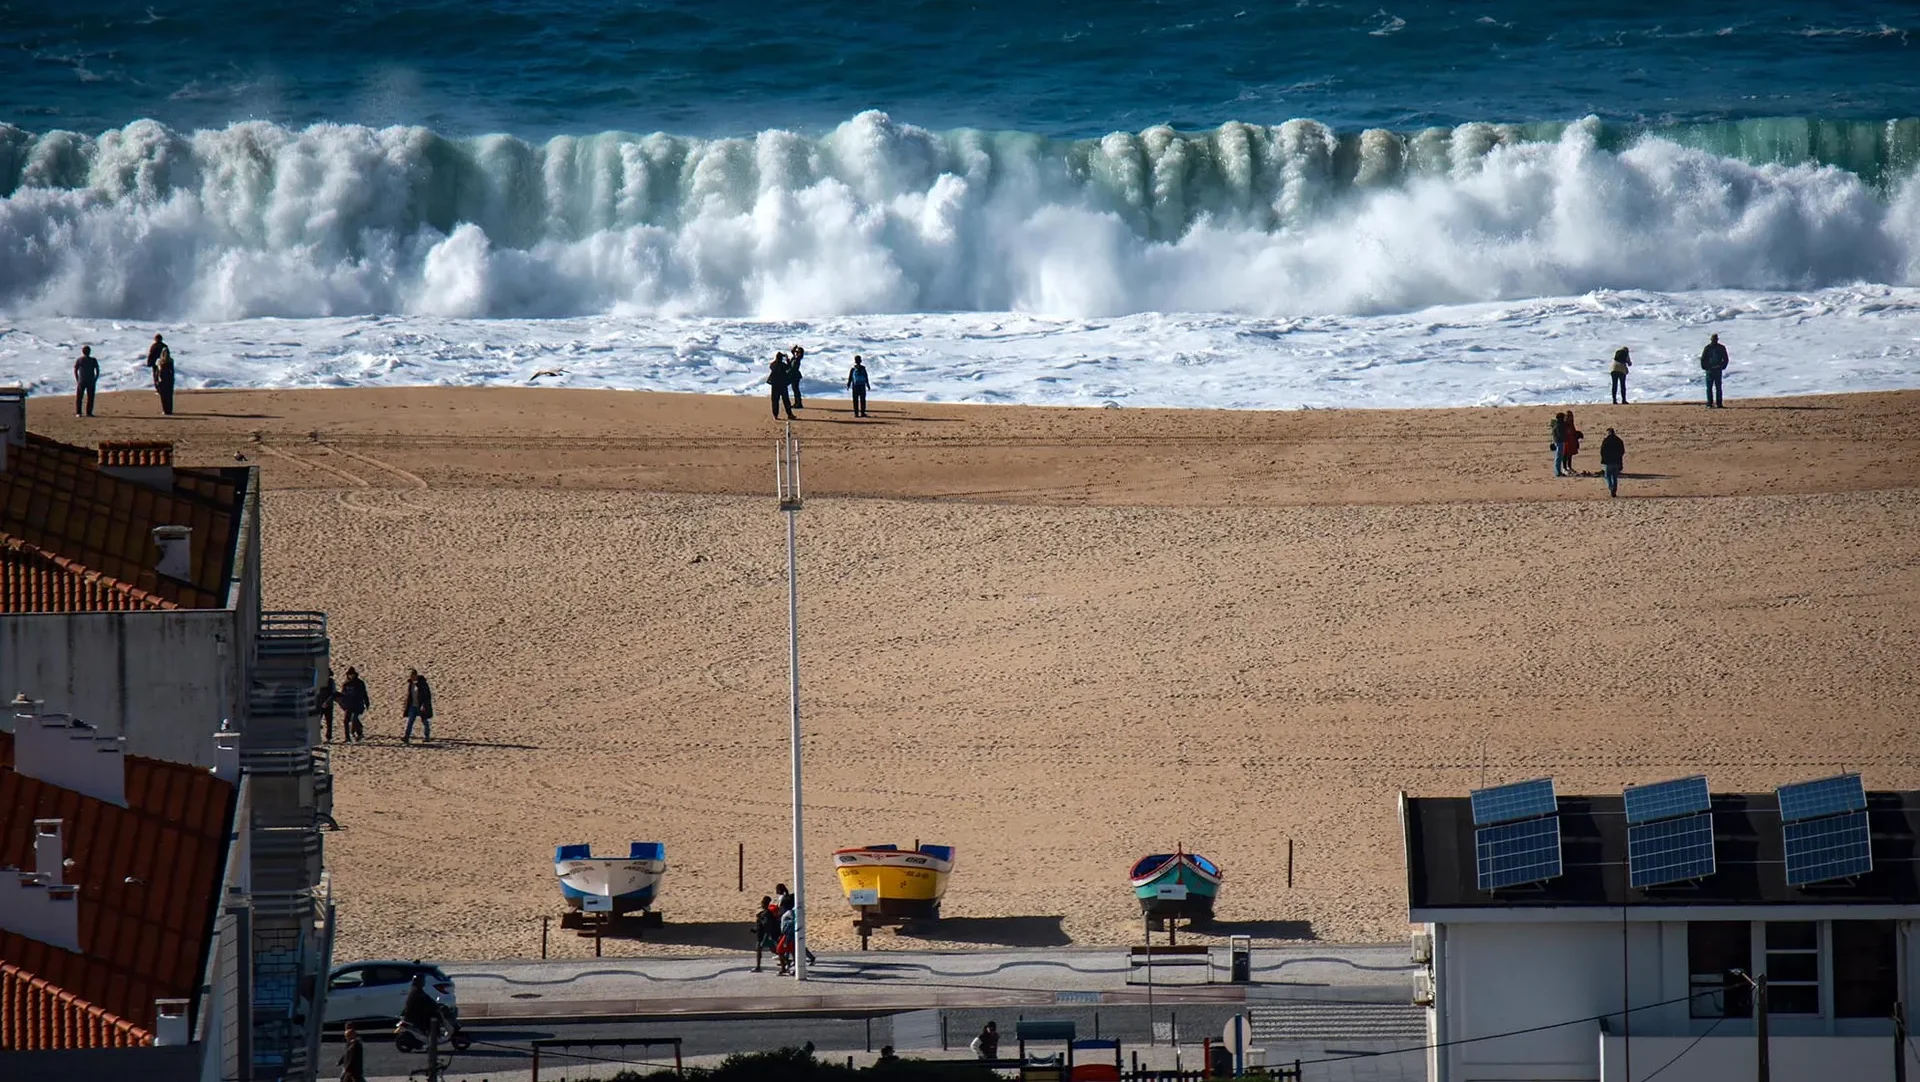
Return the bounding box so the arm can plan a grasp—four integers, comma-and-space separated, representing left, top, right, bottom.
96, 441, 175, 469
0, 733, 236, 1050
0, 536, 176, 613
0, 434, 247, 612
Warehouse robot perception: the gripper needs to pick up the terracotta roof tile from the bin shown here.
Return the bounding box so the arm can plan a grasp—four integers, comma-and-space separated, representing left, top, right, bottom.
0, 733, 236, 1049
0, 433, 249, 612
0, 536, 175, 613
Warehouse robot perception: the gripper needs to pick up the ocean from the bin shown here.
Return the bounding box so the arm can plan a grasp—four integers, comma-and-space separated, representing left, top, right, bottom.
2, 1, 1919, 407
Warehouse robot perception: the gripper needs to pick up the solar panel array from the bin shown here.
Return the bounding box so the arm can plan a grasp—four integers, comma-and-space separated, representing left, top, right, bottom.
1628, 812, 1717, 888
1476, 816, 1565, 890
1777, 774, 1873, 886
1470, 778, 1558, 827
1776, 774, 1866, 824
1471, 778, 1562, 891
1624, 775, 1711, 825
1783, 811, 1874, 885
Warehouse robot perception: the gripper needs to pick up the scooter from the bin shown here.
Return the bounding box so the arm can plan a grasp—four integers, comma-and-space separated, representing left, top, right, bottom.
393, 1009, 472, 1053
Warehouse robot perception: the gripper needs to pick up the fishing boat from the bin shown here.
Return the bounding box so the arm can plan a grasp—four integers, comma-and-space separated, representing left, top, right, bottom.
1128, 849, 1222, 921
834, 843, 955, 919
554, 841, 666, 917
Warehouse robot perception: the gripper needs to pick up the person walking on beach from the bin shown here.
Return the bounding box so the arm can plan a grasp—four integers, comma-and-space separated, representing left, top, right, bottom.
319, 668, 338, 743
402, 669, 434, 743
1610, 347, 1632, 404
753, 895, 779, 972
1600, 428, 1626, 497
74, 346, 100, 417
337, 1023, 366, 1082
153, 345, 176, 416
788, 345, 806, 408
338, 667, 368, 741
146, 333, 167, 370
1550, 412, 1568, 477
847, 355, 871, 417
1700, 333, 1729, 408
768, 353, 795, 419
1561, 410, 1583, 475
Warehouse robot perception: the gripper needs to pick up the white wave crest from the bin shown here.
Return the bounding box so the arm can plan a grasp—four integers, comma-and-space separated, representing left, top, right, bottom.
0, 112, 1916, 321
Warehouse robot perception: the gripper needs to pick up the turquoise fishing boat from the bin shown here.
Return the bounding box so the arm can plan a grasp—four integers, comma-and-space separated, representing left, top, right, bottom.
1128, 849, 1222, 920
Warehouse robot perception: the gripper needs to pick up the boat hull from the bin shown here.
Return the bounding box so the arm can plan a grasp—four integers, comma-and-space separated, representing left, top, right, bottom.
835, 846, 954, 919
1128, 853, 1222, 920
554, 843, 666, 916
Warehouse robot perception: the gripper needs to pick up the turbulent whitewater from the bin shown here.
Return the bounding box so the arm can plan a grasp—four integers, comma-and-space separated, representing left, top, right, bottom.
3, 112, 1920, 407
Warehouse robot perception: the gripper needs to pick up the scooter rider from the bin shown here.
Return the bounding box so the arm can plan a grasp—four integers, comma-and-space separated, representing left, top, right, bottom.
400, 974, 443, 1041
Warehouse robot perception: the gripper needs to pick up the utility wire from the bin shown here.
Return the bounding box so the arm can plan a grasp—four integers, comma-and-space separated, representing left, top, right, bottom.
1632, 1012, 1725, 1082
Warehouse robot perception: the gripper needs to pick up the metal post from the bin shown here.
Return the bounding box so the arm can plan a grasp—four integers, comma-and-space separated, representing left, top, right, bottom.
739, 842, 745, 892
778, 424, 809, 981
541, 915, 550, 959
1895, 1001, 1908, 1082
1756, 975, 1769, 1082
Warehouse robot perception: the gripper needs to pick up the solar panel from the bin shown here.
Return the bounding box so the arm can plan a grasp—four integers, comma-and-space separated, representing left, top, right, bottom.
1470, 777, 1558, 826
1776, 774, 1866, 824
1475, 816, 1564, 890
1628, 812, 1716, 887
1624, 775, 1712, 825
1783, 810, 1873, 885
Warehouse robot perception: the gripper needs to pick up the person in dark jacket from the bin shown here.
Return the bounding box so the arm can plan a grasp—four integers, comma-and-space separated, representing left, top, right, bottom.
974, 1021, 1000, 1060
1609, 347, 1632, 405
1600, 428, 1626, 497
753, 895, 778, 972
768, 353, 795, 419
319, 669, 338, 743
401, 974, 442, 1036
74, 346, 100, 417
1550, 412, 1568, 477
1700, 333, 1729, 408
146, 333, 167, 370
788, 344, 806, 408
338, 667, 369, 742
777, 889, 817, 965
403, 669, 434, 743
153, 346, 176, 416
847, 355, 871, 417
337, 1023, 366, 1082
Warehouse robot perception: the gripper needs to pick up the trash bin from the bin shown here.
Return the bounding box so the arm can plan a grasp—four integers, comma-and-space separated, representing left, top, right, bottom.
1229, 935, 1252, 983
1208, 1043, 1235, 1078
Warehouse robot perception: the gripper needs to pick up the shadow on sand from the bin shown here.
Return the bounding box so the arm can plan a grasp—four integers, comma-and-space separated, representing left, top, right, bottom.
588, 919, 758, 952
894, 915, 1072, 948
1186, 919, 1318, 942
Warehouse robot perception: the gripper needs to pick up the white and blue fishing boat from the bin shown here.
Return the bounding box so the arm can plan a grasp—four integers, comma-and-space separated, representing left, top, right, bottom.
1128, 848, 1222, 921
554, 842, 666, 917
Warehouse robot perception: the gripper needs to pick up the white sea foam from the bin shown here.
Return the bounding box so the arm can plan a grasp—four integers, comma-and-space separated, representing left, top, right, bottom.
4, 286, 1918, 410
2, 114, 1919, 407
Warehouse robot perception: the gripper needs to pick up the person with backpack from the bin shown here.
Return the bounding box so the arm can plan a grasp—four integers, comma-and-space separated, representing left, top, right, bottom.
847, 355, 871, 417
1600, 428, 1626, 497
338, 667, 369, 742
1700, 333, 1729, 408
768, 353, 795, 420
1609, 347, 1632, 404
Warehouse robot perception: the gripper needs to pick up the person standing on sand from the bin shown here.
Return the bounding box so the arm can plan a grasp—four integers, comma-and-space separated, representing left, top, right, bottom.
339, 667, 369, 741
1700, 333, 1729, 408
319, 668, 338, 743
146, 333, 167, 371
74, 346, 100, 417
402, 669, 434, 743
768, 353, 795, 419
1610, 347, 1632, 404
753, 895, 778, 972
847, 355, 871, 417
153, 346, 176, 416
1550, 412, 1567, 477
1600, 428, 1626, 497
1561, 411, 1583, 475
788, 345, 806, 408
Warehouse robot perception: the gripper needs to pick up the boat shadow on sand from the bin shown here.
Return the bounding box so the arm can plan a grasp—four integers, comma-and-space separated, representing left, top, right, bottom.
1176, 919, 1317, 942
890, 915, 1072, 948
577, 920, 762, 952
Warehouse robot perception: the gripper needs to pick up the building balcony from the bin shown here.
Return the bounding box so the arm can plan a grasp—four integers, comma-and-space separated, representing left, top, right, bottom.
1601, 1029, 1920, 1081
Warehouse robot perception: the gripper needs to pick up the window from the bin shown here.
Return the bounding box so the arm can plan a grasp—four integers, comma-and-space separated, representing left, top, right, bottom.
1834, 920, 1898, 1019
328, 967, 365, 991
1688, 921, 1753, 1018
1765, 921, 1821, 1015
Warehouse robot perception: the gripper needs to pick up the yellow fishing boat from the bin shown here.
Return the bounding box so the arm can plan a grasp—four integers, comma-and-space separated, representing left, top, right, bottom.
833, 843, 955, 920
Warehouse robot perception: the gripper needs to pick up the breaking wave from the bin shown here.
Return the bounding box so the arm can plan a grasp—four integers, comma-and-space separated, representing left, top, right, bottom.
2, 112, 1918, 320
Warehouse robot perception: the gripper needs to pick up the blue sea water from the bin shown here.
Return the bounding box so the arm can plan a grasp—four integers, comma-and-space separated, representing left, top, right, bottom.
1, 2, 1919, 406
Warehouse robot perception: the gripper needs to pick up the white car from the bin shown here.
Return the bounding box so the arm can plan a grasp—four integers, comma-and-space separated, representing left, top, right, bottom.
324, 960, 457, 1025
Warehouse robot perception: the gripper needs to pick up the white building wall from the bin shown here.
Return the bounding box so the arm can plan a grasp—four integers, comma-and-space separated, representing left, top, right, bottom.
0, 610, 242, 767
1440, 921, 1625, 1080
1600, 1034, 1920, 1082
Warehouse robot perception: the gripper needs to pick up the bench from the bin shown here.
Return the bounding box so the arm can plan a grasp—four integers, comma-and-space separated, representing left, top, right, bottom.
1125, 944, 1214, 985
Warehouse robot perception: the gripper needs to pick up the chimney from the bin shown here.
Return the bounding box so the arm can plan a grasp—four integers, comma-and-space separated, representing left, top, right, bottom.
153, 526, 193, 581
212, 720, 240, 783
0, 386, 24, 452
97, 440, 175, 491
14, 710, 128, 807
34, 820, 66, 887
153, 999, 191, 1046
0, 819, 81, 952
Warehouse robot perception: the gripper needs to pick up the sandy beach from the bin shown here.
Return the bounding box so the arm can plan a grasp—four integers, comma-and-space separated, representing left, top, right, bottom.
26, 387, 1920, 962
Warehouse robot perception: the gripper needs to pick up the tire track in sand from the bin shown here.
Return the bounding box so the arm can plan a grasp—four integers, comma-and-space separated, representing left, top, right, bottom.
319, 440, 434, 512
254, 441, 411, 516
